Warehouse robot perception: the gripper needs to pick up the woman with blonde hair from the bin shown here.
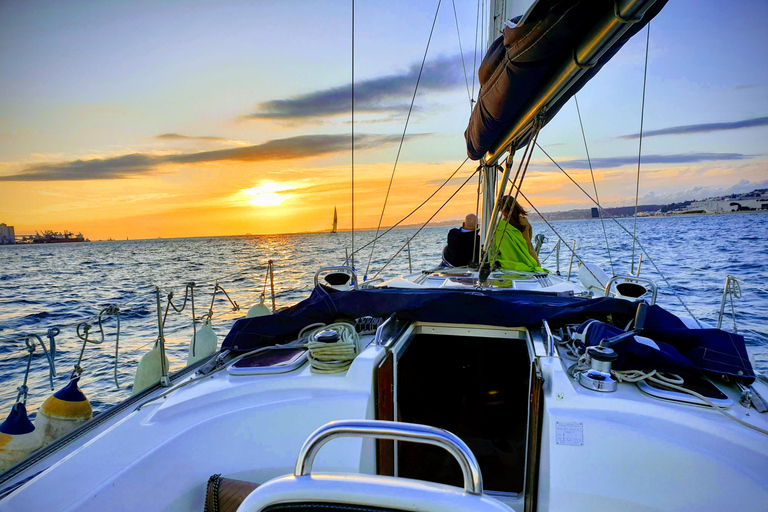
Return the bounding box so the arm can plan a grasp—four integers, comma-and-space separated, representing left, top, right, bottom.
493, 195, 545, 272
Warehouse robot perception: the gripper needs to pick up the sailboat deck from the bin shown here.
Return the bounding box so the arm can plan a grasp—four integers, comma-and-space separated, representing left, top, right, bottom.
377, 269, 588, 295
3, 320, 766, 511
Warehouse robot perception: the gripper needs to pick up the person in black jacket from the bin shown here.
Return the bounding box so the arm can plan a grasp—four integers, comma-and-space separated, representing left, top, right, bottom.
441, 214, 480, 267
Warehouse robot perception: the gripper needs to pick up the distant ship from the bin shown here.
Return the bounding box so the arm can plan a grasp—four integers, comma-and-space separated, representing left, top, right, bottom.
331, 206, 338, 233
31, 230, 89, 243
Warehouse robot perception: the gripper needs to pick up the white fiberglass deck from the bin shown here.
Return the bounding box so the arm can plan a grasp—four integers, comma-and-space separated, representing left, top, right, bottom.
3, 320, 767, 512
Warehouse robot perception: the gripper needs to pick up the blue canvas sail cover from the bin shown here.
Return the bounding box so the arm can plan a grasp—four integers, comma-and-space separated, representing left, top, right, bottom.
222, 285, 754, 383
465, 0, 668, 160
574, 319, 755, 383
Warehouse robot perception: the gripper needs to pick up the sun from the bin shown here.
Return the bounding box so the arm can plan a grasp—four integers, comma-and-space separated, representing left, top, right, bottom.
243, 183, 294, 207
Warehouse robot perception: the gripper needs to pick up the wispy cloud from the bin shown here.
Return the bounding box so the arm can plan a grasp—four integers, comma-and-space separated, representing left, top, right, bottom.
244, 54, 466, 121
0, 133, 412, 181
560, 152, 750, 169
155, 133, 224, 141
619, 116, 768, 139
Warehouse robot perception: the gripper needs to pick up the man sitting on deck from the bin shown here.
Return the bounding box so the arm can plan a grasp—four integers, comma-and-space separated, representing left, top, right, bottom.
493, 196, 547, 273
441, 214, 480, 267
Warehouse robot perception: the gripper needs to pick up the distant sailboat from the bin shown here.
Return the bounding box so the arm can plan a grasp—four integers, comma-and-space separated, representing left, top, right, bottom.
331, 206, 338, 233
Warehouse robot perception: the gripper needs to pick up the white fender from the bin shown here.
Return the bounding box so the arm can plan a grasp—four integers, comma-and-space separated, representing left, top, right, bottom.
187, 318, 217, 366
132, 343, 170, 395
246, 301, 272, 318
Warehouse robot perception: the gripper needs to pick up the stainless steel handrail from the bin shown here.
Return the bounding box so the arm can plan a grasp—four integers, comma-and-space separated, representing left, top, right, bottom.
542, 319, 556, 356
717, 275, 740, 331
314, 266, 359, 290
604, 275, 657, 304
294, 419, 484, 495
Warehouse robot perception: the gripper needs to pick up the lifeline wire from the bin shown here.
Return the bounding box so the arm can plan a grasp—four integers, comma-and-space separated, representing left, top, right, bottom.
364, 0, 443, 279
575, 96, 614, 275
632, 23, 651, 275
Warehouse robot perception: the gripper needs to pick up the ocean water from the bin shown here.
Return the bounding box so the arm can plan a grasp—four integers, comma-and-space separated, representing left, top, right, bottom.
1, 213, 767, 419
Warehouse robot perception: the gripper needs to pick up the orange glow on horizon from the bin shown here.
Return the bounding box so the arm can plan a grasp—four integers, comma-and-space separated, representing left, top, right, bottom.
2, 158, 765, 240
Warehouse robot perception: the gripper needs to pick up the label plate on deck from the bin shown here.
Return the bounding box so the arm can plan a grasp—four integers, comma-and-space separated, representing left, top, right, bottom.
556, 422, 583, 446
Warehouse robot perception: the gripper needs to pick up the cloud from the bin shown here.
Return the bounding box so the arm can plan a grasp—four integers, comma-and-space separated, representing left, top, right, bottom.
559, 152, 750, 169
244, 54, 466, 121
619, 116, 768, 139
0, 133, 412, 181
735, 83, 768, 90
155, 133, 224, 141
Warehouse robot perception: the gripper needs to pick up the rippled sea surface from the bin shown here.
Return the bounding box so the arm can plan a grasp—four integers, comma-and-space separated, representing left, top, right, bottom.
1, 212, 767, 418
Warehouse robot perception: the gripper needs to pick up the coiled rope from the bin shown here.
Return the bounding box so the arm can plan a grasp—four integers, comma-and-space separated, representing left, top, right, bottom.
302, 323, 360, 374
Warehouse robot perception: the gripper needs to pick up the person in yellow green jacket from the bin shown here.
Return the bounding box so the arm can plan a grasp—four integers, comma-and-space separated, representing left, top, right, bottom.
493, 196, 547, 272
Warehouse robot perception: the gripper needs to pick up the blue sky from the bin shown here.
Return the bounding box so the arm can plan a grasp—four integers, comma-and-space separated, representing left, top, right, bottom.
0, 0, 766, 237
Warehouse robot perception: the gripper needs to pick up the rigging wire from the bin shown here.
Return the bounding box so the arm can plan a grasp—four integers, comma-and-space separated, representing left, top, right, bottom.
490, 128, 540, 269
536, 143, 703, 327
632, 23, 651, 275
344, 156, 469, 266
471, 165, 482, 265
451, 0, 472, 110
514, 189, 601, 285
351, 0, 355, 268
574, 96, 614, 276
372, 167, 479, 280
364, 0, 443, 279
471, 0, 481, 102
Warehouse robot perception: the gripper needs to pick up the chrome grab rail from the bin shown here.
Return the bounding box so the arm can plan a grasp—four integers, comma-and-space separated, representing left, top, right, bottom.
542, 319, 556, 357
314, 266, 359, 290
717, 275, 740, 331
604, 275, 657, 305
294, 419, 484, 495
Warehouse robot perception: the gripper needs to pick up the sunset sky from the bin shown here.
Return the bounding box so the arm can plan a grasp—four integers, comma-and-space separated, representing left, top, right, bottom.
1, 0, 766, 239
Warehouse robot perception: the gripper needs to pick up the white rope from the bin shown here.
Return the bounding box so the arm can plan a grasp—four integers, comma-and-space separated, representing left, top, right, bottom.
304, 323, 360, 374
613, 369, 768, 436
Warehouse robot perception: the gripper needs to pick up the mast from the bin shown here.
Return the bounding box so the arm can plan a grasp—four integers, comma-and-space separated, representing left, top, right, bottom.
478, 0, 532, 255
488, 0, 533, 46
